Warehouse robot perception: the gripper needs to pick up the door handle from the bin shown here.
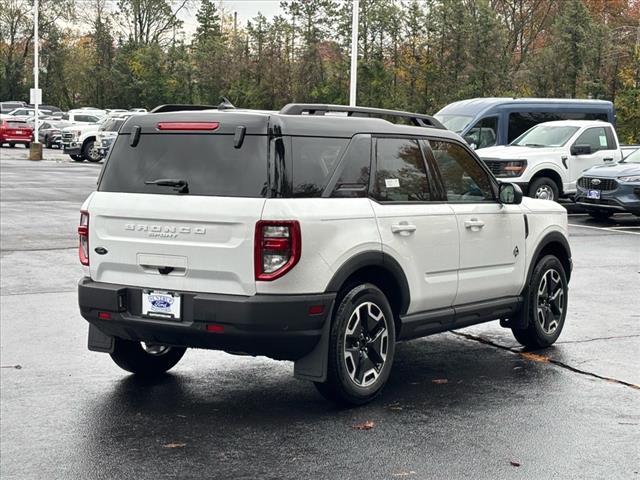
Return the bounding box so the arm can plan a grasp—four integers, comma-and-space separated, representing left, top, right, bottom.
603, 157, 614, 162
391, 222, 417, 235
464, 218, 485, 230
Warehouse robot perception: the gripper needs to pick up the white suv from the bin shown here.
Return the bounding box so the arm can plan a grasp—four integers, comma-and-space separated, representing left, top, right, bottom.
477, 120, 622, 201
78, 104, 572, 405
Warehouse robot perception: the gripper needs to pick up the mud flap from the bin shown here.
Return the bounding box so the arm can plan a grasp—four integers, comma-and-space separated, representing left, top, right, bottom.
499, 289, 529, 330
293, 301, 334, 383
88, 324, 115, 353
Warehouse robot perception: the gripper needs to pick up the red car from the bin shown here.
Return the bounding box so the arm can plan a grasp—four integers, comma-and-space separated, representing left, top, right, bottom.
0, 119, 33, 148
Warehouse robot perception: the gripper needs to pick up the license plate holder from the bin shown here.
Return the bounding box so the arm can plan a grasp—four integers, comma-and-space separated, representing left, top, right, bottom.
587, 190, 601, 200
142, 290, 181, 320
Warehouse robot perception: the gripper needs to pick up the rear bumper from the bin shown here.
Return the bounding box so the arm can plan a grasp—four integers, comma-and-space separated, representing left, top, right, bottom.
78, 277, 335, 361
0, 136, 31, 143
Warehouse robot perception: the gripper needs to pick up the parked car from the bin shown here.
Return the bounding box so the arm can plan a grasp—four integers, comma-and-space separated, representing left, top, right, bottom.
0, 101, 26, 114
4, 107, 53, 121
78, 103, 572, 406
96, 116, 128, 157
60, 110, 104, 124
62, 116, 108, 162
129, 108, 147, 113
25, 104, 62, 113
435, 98, 615, 150
476, 120, 622, 201
574, 148, 640, 219
0, 119, 33, 148
39, 120, 72, 148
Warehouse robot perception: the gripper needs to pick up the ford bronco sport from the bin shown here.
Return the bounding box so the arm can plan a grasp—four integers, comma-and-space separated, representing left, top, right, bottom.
78, 103, 572, 405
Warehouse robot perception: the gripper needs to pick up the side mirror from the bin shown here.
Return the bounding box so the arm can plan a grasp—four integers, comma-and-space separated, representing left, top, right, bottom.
571, 144, 592, 156
499, 182, 523, 205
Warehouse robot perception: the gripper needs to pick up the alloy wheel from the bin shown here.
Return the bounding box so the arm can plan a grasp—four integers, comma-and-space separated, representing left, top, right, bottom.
536, 268, 564, 334
535, 185, 554, 201
343, 302, 389, 387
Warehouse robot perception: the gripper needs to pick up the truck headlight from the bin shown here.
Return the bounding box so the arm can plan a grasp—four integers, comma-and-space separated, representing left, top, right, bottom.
618, 175, 640, 183
498, 160, 527, 177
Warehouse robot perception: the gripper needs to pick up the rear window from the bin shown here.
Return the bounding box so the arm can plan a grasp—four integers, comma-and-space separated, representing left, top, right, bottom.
99, 134, 268, 197
6, 121, 28, 128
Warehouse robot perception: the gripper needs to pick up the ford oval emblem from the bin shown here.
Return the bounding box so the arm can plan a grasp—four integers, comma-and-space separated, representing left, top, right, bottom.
591, 178, 601, 185
149, 296, 173, 309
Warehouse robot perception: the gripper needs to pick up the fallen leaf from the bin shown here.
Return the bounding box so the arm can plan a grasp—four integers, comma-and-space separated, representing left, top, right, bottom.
510, 461, 521, 467
385, 402, 403, 411
352, 420, 375, 430
432, 379, 448, 384
520, 352, 549, 363
392, 471, 416, 477
162, 443, 186, 449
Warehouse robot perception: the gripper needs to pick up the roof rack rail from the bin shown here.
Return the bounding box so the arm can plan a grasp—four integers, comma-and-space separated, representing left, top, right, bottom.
279, 103, 446, 130
150, 104, 219, 113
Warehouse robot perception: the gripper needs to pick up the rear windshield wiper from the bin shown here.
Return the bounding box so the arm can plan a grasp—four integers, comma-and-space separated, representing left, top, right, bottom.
145, 178, 189, 194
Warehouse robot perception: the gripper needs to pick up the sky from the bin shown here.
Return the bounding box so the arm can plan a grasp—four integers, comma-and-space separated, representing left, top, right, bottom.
179, 1, 283, 38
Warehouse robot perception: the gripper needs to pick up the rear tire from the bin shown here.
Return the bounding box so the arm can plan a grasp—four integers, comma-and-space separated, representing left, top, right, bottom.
9, 143, 15, 148
528, 177, 559, 201
110, 338, 186, 376
314, 283, 396, 405
512, 255, 568, 349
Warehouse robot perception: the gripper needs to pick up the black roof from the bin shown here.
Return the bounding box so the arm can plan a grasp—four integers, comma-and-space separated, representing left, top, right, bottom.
120, 104, 458, 140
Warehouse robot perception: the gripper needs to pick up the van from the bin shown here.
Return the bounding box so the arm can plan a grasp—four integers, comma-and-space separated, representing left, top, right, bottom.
435, 98, 615, 150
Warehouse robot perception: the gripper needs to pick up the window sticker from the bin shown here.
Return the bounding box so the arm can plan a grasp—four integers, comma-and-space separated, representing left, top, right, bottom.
385, 178, 400, 188
599, 135, 607, 147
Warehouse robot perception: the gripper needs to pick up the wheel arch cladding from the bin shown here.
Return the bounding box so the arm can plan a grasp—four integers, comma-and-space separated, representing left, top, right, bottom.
528, 232, 572, 284
325, 251, 410, 325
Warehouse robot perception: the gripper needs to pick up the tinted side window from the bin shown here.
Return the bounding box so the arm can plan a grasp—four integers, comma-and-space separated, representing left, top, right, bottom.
291, 137, 348, 197
466, 116, 497, 149
372, 137, 429, 202
574, 127, 613, 152
429, 140, 494, 202
331, 135, 371, 198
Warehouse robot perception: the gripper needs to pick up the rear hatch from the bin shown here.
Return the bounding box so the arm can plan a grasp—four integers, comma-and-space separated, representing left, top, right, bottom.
4, 120, 32, 139
89, 111, 271, 296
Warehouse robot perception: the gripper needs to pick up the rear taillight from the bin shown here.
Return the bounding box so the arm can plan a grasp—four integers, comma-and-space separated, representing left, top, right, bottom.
78, 210, 89, 266
254, 221, 301, 281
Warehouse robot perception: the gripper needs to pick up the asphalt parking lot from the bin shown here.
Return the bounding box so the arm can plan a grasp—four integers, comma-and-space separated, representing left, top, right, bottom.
1, 146, 639, 479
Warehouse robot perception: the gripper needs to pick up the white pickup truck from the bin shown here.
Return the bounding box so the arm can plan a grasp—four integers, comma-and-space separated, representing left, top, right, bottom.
476, 120, 623, 200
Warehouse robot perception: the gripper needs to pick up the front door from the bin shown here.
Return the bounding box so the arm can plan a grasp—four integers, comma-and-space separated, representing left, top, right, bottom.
569, 126, 621, 191
427, 138, 526, 305
369, 136, 459, 314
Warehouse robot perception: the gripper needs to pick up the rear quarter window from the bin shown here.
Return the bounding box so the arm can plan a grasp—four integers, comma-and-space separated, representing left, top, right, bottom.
99, 133, 269, 197
291, 137, 348, 197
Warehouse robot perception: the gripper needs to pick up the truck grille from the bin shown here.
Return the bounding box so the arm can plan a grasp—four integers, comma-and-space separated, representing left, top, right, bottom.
577, 177, 618, 191
62, 132, 73, 143
482, 159, 504, 176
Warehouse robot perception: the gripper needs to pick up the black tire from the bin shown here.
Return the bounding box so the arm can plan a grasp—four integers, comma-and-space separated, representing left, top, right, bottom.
110, 337, 186, 376
589, 210, 613, 221
25, 142, 30, 148
82, 139, 102, 162
45, 135, 51, 148
528, 177, 559, 201
512, 255, 568, 349
314, 283, 396, 405
70, 154, 84, 162
9, 143, 15, 148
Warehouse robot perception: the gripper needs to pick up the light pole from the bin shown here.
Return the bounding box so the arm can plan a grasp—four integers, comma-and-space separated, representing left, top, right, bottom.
30, 0, 42, 160
349, 0, 359, 106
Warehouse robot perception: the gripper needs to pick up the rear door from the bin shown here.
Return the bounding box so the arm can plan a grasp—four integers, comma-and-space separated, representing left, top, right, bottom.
427, 138, 526, 305
90, 113, 270, 296
369, 136, 459, 314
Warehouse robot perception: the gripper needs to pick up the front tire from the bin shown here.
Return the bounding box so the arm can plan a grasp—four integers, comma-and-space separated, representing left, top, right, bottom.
528, 177, 559, 201
70, 154, 84, 162
110, 338, 186, 376
589, 210, 613, 221
83, 139, 102, 162
512, 255, 568, 349
314, 283, 396, 405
